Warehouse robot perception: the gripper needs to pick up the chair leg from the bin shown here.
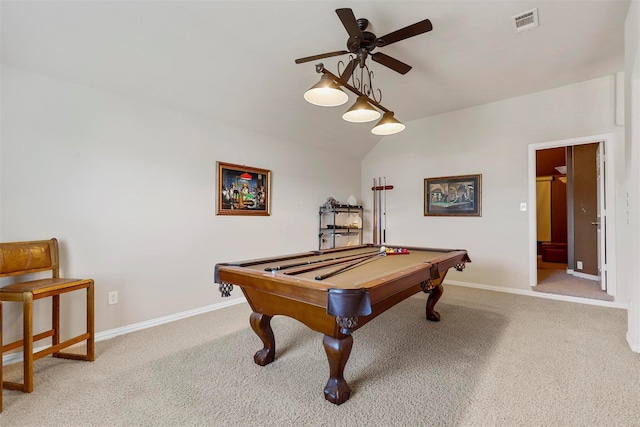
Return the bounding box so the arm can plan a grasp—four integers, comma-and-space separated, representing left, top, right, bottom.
5, 283, 94, 394
52, 294, 60, 348
1, 301, 3, 412
23, 293, 34, 393
87, 282, 95, 361
53, 282, 95, 362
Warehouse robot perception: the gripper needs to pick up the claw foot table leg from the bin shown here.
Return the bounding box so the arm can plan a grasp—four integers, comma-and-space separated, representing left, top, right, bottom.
250, 312, 275, 366
322, 334, 353, 405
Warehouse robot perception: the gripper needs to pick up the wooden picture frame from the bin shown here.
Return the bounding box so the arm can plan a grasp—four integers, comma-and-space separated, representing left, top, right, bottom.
424, 174, 482, 217
217, 162, 271, 216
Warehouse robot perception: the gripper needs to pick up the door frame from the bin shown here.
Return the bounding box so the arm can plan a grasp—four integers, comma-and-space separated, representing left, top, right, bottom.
528, 133, 617, 297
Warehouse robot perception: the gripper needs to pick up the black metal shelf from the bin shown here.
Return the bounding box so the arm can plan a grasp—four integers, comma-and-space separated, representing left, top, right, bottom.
319, 204, 363, 250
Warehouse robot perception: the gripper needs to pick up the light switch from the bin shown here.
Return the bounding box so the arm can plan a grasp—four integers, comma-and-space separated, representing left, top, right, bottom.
520, 203, 527, 211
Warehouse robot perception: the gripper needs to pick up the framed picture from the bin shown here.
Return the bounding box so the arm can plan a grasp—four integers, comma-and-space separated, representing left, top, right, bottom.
217, 162, 271, 216
424, 174, 482, 217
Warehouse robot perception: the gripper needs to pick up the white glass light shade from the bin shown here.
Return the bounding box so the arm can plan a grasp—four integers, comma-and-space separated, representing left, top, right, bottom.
371, 112, 405, 135
303, 75, 349, 107
342, 96, 381, 123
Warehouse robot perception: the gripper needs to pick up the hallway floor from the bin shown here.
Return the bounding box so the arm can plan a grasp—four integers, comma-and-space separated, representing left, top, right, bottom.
534, 257, 613, 301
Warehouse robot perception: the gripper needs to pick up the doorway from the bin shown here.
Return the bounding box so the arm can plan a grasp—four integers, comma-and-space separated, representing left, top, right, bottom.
528, 134, 617, 300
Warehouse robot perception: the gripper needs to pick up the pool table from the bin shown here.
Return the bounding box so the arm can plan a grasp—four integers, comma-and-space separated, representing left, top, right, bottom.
214, 244, 470, 405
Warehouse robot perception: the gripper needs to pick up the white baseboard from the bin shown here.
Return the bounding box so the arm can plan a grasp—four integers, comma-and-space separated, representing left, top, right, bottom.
444, 279, 628, 309
95, 296, 247, 341
2, 296, 247, 366
567, 270, 599, 281
627, 332, 640, 352
3, 280, 631, 366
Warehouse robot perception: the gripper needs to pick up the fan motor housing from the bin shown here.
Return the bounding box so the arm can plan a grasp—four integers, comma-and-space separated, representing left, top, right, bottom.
347, 31, 377, 53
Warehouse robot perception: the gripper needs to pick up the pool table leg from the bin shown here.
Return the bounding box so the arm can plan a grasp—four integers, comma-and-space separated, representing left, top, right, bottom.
425, 283, 443, 322
322, 334, 353, 405
250, 312, 275, 366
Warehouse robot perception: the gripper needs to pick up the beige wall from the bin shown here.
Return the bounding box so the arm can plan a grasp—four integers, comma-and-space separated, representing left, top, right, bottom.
362, 76, 625, 299
0, 65, 363, 343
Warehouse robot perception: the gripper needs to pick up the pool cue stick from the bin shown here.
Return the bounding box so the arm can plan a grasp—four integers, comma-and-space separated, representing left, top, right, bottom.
373, 178, 380, 245
383, 176, 387, 244
373, 177, 378, 245
378, 177, 382, 244
315, 250, 386, 281
377, 177, 381, 245
376, 177, 379, 244
264, 250, 379, 271
280, 251, 382, 275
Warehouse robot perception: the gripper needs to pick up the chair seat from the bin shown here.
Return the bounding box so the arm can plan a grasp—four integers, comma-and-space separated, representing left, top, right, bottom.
0, 278, 92, 296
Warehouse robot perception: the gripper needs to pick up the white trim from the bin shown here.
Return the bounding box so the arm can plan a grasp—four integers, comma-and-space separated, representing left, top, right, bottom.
627, 333, 640, 352
2, 296, 248, 366
445, 279, 628, 309
95, 297, 247, 341
528, 133, 617, 297
568, 270, 599, 281
3, 280, 631, 367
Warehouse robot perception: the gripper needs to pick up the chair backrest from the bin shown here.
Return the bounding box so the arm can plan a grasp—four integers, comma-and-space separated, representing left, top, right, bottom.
0, 238, 59, 278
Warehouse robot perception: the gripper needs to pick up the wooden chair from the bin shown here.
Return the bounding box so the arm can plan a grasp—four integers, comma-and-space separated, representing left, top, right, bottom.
0, 238, 94, 393
1, 301, 3, 412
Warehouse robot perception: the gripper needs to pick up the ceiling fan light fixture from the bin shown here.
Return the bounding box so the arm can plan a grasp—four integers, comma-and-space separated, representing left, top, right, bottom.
342, 96, 381, 123
371, 112, 405, 135
303, 74, 349, 107
296, 8, 435, 134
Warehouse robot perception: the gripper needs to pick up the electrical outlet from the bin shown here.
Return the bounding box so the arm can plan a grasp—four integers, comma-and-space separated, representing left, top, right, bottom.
108, 291, 118, 305
577, 261, 583, 270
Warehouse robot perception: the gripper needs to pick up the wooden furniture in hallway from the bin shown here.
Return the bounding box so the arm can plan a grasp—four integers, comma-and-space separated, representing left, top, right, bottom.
540, 242, 568, 263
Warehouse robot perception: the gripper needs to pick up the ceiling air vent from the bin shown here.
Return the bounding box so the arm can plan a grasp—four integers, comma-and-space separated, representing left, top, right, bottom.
511, 8, 539, 33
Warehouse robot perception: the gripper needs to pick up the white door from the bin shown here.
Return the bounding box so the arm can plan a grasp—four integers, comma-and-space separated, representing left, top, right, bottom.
596, 141, 607, 291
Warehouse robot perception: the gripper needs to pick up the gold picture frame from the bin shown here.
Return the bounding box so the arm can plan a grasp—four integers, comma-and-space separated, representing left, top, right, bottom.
424, 174, 482, 217
217, 162, 271, 216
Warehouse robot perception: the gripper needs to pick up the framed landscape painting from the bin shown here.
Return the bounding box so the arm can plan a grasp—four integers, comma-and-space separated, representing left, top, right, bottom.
217, 162, 271, 216
424, 174, 482, 217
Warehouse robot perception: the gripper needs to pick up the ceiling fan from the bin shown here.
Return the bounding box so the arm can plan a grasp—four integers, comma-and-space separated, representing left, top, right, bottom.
295, 8, 433, 79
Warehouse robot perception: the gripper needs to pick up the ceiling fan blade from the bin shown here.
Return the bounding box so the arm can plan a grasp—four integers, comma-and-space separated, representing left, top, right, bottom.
295, 50, 349, 64
377, 19, 433, 47
336, 8, 362, 39
340, 58, 357, 81
371, 52, 412, 75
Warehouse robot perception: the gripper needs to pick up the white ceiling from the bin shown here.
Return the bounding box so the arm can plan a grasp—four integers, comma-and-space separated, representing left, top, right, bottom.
1, 1, 631, 159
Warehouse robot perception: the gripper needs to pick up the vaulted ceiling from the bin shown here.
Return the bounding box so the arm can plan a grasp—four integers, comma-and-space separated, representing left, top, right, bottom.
1, 1, 630, 159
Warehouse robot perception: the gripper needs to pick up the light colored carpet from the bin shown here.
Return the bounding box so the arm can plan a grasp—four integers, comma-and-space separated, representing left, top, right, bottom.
535, 269, 613, 301
1, 285, 638, 426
